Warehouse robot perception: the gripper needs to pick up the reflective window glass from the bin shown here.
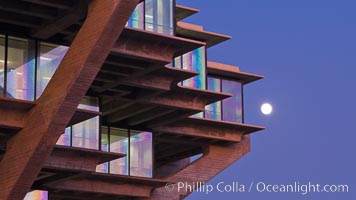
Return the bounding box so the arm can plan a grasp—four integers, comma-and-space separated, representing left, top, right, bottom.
6, 37, 35, 100
127, 2, 144, 29
24, 190, 47, 200
145, 0, 174, 35
110, 128, 129, 175
96, 126, 109, 173
130, 130, 152, 177
222, 80, 243, 122
205, 77, 222, 120
72, 117, 99, 149
77, 96, 100, 112
176, 47, 206, 89
56, 127, 71, 146
36, 42, 68, 98
0, 35, 4, 96
72, 97, 100, 149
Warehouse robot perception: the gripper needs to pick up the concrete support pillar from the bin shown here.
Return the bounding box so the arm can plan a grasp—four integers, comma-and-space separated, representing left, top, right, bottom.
0, 0, 139, 199
145, 136, 251, 200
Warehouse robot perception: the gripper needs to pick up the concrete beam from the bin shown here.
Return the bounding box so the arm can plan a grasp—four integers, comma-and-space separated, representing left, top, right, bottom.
147, 136, 252, 199
0, 0, 140, 199
41, 172, 167, 198
31, 1, 87, 39
44, 146, 125, 172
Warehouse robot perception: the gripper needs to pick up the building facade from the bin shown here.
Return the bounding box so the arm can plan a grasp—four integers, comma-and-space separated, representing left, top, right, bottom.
0, 0, 263, 199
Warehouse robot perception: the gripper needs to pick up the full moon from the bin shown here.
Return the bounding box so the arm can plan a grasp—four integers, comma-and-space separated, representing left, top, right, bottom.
261, 103, 273, 115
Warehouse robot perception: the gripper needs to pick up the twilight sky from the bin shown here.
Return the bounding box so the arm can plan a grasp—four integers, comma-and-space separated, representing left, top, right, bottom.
178, 0, 356, 199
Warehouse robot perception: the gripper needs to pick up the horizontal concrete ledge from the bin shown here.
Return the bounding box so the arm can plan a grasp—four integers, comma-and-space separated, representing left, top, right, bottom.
0, 96, 35, 110
207, 61, 264, 85
43, 166, 167, 187
87, 172, 167, 187
112, 27, 206, 63
176, 21, 231, 48
38, 167, 167, 198
0, 97, 101, 131
68, 109, 101, 127
153, 117, 264, 143
162, 66, 199, 85
45, 145, 125, 172
176, 5, 199, 21
187, 117, 265, 134
0, 123, 22, 135
174, 84, 232, 105
0, 97, 34, 135
52, 145, 125, 164
110, 66, 200, 92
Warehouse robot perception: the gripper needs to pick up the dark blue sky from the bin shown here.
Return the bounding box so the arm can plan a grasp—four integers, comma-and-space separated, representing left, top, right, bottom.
178, 0, 356, 199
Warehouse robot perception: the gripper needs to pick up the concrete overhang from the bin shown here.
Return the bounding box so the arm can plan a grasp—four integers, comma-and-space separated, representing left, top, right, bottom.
153, 117, 264, 143
44, 146, 125, 172
176, 21, 231, 48
112, 27, 206, 63
207, 61, 264, 85
175, 5, 199, 21
35, 167, 167, 199
0, 97, 101, 137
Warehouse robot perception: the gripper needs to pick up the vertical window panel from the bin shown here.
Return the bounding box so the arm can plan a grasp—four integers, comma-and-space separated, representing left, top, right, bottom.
72, 97, 100, 149
205, 77, 222, 120
6, 37, 35, 100
99, 127, 153, 177
77, 96, 100, 112
72, 117, 99, 149
101, 126, 109, 152
130, 130, 152, 177
145, 0, 174, 35
24, 190, 48, 200
96, 126, 109, 173
36, 42, 68, 99
172, 56, 182, 84
181, 47, 206, 89
56, 127, 71, 146
173, 56, 182, 69
174, 47, 206, 118
222, 80, 243, 123
127, 2, 144, 29
0, 35, 4, 96
109, 128, 129, 175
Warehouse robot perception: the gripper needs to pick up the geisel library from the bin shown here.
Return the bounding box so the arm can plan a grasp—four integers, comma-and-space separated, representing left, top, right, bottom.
0, 0, 264, 199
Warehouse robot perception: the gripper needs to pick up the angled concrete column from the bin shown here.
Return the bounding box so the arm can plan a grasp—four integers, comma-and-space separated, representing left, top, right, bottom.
143, 136, 251, 200
0, 0, 139, 199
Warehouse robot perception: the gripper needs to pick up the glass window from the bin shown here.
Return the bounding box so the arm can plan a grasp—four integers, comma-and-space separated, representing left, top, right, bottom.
173, 56, 182, 69
56, 127, 71, 146
130, 130, 152, 177
96, 126, 109, 173
174, 47, 206, 89
6, 37, 35, 100
109, 128, 129, 175
145, 0, 174, 35
205, 77, 222, 120
72, 117, 99, 149
0, 35, 4, 96
77, 96, 100, 112
24, 190, 48, 200
101, 126, 109, 152
204, 77, 243, 122
36, 42, 68, 99
72, 97, 100, 149
96, 127, 153, 178
127, 2, 144, 29
174, 47, 206, 118
222, 80, 243, 123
